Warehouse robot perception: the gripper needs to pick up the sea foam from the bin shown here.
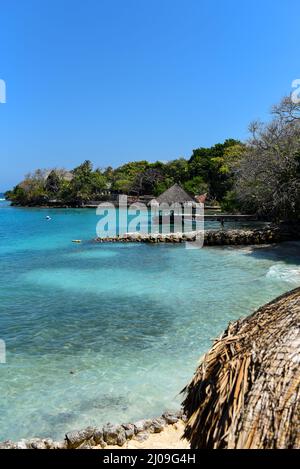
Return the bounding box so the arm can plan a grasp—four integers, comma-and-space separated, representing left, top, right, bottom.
266, 264, 300, 284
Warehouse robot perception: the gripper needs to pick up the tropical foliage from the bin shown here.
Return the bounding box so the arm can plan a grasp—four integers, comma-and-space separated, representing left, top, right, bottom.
6, 140, 243, 207
6, 94, 300, 222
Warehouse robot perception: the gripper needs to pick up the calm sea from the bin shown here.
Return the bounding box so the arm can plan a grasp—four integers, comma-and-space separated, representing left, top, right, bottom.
0, 198, 300, 441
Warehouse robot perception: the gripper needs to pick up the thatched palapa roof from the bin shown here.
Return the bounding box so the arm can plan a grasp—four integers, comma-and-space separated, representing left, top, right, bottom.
44, 169, 74, 182
182, 287, 300, 449
154, 183, 195, 205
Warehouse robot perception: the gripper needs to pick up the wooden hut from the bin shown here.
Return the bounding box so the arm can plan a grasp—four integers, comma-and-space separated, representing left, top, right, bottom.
182, 287, 300, 449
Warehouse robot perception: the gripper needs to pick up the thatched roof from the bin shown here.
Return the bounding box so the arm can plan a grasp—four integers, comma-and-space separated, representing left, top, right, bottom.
44, 169, 73, 182
182, 287, 300, 449
154, 183, 195, 205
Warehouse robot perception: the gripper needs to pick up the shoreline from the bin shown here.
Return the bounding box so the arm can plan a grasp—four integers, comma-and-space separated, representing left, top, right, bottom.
95, 226, 283, 246
1, 286, 299, 449
95, 222, 300, 246
0, 411, 188, 450
104, 420, 188, 450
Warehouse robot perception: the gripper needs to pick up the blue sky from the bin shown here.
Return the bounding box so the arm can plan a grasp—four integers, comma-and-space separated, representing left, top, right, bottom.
0, 0, 299, 190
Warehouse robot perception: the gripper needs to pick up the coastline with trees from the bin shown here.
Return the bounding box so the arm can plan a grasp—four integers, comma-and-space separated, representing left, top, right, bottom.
2, 95, 300, 451
6, 95, 300, 228
5, 139, 243, 210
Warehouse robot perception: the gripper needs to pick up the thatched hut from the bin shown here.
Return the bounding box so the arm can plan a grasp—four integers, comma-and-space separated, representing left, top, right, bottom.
153, 183, 195, 206
150, 183, 197, 227
182, 287, 300, 449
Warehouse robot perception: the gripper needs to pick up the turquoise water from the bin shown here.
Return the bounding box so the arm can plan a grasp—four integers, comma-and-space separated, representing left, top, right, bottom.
1, 198, 300, 441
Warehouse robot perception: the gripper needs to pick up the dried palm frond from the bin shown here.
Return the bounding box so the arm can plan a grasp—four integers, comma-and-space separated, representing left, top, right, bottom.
182, 287, 300, 449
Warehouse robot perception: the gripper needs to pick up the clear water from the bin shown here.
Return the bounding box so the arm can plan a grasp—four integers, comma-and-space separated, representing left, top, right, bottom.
0, 198, 300, 441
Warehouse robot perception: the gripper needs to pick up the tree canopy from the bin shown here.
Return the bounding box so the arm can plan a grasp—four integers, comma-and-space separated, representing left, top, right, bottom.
232, 96, 300, 221
7, 94, 300, 222
6, 140, 243, 207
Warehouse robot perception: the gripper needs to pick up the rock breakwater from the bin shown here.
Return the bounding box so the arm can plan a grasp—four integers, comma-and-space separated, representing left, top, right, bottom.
0, 411, 184, 450
95, 226, 283, 246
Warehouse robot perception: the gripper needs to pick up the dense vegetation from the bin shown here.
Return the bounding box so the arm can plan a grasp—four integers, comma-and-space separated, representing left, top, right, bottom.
234, 96, 300, 221
6, 95, 300, 222
6, 139, 244, 207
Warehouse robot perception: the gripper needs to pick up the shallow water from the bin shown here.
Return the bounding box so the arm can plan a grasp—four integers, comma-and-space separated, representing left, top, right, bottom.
0, 200, 299, 441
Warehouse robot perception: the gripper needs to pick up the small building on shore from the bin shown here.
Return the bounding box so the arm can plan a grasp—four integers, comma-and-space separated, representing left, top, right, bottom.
149, 183, 200, 230
152, 183, 196, 206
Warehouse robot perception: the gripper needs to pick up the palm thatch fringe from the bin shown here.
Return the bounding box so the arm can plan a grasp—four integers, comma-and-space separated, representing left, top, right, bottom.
182, 287, 300, 449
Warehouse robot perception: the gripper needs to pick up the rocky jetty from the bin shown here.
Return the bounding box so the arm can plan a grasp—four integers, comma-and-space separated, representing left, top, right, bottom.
95, 226, 283, 246
0, 411, 184, 450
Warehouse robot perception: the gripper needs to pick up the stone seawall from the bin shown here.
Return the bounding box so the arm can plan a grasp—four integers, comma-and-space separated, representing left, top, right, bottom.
95, 226, 284, 246
0, 411, 184, 450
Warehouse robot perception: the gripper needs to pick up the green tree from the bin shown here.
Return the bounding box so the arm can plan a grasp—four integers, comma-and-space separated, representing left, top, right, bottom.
113, 178, 133, 193
189, 139, 243, 201
91, 169, 107, 195
112, 161, 150, 193
183, 176, 208, 196
165, 158, 189, 183
70, 160, 94, 203
45, 170, 61, 194
132, 168, 164, 195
